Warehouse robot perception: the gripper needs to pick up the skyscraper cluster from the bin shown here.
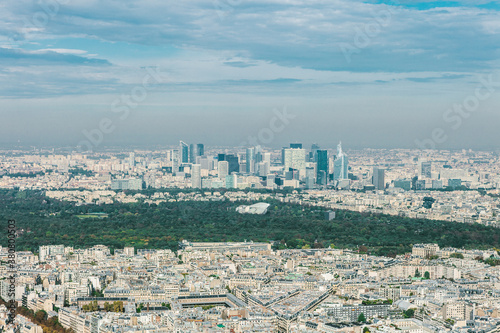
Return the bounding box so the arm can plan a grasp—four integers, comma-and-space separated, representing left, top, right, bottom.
167, 140, 353, 190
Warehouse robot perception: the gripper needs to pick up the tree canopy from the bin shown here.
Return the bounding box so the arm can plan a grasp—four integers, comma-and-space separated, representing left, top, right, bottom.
1, 189, 499, 254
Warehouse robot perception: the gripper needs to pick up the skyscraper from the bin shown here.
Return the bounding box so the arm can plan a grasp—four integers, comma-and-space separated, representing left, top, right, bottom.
316, 150, 329, 185
128, 152, 135, 167
189, 143, 205, 163
257, 161, 270, 177
218, 161, 229, 179
246, 147, 255, 174
255, 152, 270, 175
263, 152, 271, 165
282, 148, 306, 177
225, 154, 240, 174
189, 144, 196, 163
200, 156, 210, 170
420, 160, 432, 178
191, 164, 201, 189
197, 144, 205, 157
305, 167, 315, 189
333, 142, 348, 180
372, 167, 385, 190
309, 143, 320, 162
180, 141, 189, 164
171, 149, 180, 174
290, 143, 303, 149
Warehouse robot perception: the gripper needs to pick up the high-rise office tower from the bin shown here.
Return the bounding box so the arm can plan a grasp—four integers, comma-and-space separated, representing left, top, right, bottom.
189, 143, 205, 163
282, 148, 306, 177
263, 152, 271, 165
180, 141, 189, 164
197, 144, 205, 157
305, 167, 316, 189
372, 167, 385, 190
254, 146, 263, 163
256, 152, 271, 176
255, 152, 262, 166
171, 149, 180, 174
310, 143, 320, 162
257, 161, 270, 177
419, 160, 432, 178
191, 164, 201, 189
246, 147, 255, 174
290, 143, 303, 149
225, 154, 240, 174
218, 153, 226, 162
218, 161, 229, 179
333, 142, 348, 180
129, 152, 135, 167
189, 144, 196, 163
200, 156, 210, 170
316, 150, 329, 185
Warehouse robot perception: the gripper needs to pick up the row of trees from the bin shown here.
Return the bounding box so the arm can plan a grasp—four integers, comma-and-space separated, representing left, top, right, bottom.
361, 299, 393, 305
16, 307, 74, 333
82, 301, 124, 312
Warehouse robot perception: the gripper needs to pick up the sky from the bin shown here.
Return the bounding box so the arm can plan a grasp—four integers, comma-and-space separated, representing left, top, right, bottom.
1, 0, 500, 151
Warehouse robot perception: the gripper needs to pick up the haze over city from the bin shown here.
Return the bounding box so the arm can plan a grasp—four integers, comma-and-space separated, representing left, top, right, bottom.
1, 0, 500, 150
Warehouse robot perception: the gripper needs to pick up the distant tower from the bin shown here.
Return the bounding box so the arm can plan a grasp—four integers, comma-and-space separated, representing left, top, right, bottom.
316, 150, 329, 185
282, 148, 306, 177
246, 147, 255, 174
263, 152, 271, 165
189, 144, 196, 163
333, 142, 348, 180
257, 161, 270, 177
180, 141, 189, 164
310, 143, 320, 162
171, 149, 180, 174
191, 164, 201, 189
218, 161, 229, 179
197, 144, 205, 157
225, 154, 240, 174
372, 167, 385, 190
305, 167, 316, 189
129, 152, 135, 167
419, 160, 432, 178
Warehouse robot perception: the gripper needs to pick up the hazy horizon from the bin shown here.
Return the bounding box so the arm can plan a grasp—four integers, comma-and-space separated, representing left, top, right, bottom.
2, 0, 500, 150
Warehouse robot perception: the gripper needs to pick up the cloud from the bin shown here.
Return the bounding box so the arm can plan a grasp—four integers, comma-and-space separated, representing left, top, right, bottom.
1, 0, 499, 73
35, 48, 89, 55
0, 0, 498, 102
223, 60, 258, 68
0, 47, 110, 66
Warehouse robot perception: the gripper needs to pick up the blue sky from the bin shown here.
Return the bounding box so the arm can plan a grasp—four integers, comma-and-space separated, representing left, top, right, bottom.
1, 0, 500, 150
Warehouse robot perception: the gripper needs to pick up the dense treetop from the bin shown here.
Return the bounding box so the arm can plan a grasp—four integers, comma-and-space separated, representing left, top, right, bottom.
1, 189, 499, 256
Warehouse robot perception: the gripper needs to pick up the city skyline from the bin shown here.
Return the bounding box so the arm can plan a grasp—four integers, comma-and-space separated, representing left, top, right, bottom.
2, 2, 500, 331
